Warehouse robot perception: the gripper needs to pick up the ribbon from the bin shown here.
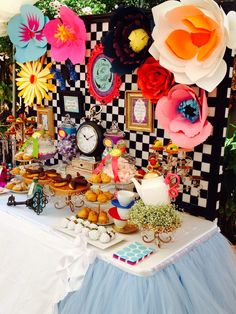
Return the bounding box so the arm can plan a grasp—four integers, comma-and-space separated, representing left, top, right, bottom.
93, 154, 111, 174
93, 151, 121, 182
111, 156, 120, 182
164, 173, 180, 200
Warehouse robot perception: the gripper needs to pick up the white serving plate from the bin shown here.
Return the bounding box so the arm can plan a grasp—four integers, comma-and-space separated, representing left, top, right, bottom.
0, 188, 9, 195
53, 226, 125, 250
7, 189, 28, 194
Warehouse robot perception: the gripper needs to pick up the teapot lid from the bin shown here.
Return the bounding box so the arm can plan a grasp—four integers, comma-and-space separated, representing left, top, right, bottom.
143, 171, 161, 179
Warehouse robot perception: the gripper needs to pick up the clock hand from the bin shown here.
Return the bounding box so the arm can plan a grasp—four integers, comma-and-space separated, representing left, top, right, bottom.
87, 135, 95, 140
83, 134, 88, 140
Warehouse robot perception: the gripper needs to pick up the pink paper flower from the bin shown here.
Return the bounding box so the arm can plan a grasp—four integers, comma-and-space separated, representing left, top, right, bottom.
155, 85, 213, 148
43, 6, 86, 64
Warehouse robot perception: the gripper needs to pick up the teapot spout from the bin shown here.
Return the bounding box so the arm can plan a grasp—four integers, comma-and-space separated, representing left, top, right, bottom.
131, 178, 142, 198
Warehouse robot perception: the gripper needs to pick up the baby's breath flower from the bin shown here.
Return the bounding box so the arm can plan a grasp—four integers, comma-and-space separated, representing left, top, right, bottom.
128, 200, 182, 233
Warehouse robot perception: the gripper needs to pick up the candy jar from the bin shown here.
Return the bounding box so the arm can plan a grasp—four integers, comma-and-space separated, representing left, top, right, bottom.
57, 115, 77, 172
103, 121, 126, 157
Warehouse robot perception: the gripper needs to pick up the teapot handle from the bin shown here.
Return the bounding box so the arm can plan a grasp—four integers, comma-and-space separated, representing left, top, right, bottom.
164, 173, 180, 200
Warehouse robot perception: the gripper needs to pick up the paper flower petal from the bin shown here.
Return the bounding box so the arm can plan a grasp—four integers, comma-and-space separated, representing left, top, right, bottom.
156, 84, 213, 148
43, 6, 86, 65
150, 0, 236, 92
226, 11, 236, 49
43, 19, 64, 48
7, 4, 48, 62
20, 5, 45, 31
14, 41, 47, 63
168, 122, 213, 148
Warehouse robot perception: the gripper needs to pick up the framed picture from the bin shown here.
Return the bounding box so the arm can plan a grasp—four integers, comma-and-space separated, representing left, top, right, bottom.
86, 43, 122, 105
125, 91, 153, 132
36, 106, 55, 139
59, 90, 84, 119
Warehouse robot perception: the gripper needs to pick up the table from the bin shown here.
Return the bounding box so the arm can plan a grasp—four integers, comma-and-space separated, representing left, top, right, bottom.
0, 193, 96, 314
0, 192, 235, 314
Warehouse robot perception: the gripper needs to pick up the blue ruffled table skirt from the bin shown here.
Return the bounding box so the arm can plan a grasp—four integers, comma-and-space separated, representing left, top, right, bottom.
58, 233, 236, 314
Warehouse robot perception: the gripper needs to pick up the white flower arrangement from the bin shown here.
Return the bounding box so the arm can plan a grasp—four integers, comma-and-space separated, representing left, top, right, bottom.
128, 200, 182, 233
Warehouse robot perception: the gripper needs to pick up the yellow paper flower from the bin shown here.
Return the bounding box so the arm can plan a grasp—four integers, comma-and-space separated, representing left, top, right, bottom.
16, 57, 55, 107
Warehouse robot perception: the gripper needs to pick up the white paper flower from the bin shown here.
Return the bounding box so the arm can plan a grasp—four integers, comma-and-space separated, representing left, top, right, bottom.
149, 0, 236, 92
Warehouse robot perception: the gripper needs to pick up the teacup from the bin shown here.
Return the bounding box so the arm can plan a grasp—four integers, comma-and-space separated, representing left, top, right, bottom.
117, 190, 135, 207
113, 218, 127, 228
117, 207, 130, 220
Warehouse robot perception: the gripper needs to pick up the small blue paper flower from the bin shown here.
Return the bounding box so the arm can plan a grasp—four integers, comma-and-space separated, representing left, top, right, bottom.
7, 5, 48, 63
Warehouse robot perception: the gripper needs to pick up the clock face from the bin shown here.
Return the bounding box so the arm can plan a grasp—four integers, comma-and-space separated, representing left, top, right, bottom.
77, 124, 99, 154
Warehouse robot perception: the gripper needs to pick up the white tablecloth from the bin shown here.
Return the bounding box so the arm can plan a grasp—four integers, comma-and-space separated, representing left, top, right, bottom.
0, 194, 96, 314
0, 192, 220, 314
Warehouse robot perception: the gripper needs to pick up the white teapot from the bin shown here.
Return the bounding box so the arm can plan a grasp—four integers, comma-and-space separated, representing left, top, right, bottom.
131, 173, 180, 206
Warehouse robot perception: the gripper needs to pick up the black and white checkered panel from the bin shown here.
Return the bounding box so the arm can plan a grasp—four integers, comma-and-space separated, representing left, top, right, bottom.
43, 15, 233, 220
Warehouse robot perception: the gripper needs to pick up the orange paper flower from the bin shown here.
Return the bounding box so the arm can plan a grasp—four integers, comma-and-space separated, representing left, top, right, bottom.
149, 0, 236, 92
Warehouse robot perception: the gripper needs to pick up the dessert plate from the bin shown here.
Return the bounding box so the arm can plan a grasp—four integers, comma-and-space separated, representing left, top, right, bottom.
53, 226, 125, 250
7, 189, 28, 194
0, 188, 9, 195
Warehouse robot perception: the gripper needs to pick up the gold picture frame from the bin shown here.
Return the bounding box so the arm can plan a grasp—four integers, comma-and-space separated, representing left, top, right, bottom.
125, 91, 153, 132
36, 106, 55, 139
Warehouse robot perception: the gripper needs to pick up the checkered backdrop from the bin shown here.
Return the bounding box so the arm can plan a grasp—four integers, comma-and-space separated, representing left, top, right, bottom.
41, 13, 234, 221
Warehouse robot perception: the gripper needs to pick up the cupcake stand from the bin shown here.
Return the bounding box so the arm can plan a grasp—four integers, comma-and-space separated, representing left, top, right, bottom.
45, 184, 89, 213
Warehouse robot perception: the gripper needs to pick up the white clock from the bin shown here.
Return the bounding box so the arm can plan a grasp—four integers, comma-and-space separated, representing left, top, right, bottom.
76, 120, 104, 157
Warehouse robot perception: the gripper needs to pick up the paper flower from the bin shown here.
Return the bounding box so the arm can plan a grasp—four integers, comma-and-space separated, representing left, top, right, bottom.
102, 6, 151, 76
137, 56, 175, 103
43, 6, 86, 65
0, 0, 37, 37
149, 0, 236, 92
16, 57, 55, 107
155, 84, 213, 148
7, 4, 48, 62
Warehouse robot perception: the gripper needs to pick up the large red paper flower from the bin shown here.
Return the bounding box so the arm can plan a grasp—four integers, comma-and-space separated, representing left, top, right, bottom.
137, 56, 174, 103
155, 84, 213, 148
43, 6, 86, 65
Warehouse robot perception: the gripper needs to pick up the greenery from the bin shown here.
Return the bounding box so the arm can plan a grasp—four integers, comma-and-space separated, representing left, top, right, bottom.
219, 126, 236, 243
0, 82, 12, 105
128, 200, 182, 233
0, 37, 13, 61
34, 0, 164, 18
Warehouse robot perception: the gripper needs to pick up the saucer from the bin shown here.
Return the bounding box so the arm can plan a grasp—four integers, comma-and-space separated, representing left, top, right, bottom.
112, 224, 138, 234
111, 199, 135, 209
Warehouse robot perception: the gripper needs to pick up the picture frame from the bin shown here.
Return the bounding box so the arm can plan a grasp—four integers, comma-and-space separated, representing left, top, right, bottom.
59, 90, 84, 120
86, 43, 122, 105
125, 91, 153, 132
36, 106, 55, 139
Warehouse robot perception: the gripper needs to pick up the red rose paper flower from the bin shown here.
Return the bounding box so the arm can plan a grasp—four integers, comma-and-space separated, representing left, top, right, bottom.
137, 57, 175, 103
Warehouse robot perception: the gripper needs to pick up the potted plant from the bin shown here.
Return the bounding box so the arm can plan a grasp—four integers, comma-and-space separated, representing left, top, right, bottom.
218, 126, 236, 244
128, 200, 182, 247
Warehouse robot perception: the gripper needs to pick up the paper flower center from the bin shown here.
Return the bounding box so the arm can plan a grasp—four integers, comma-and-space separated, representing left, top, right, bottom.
54, 24, 76, 42
29, 74, 37, 84
178, 99, 199, 123
128, 28, 149, 53
165, 8, 220, 61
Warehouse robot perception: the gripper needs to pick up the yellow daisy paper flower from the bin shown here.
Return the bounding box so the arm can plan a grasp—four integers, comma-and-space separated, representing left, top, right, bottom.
16, 57, 55, 107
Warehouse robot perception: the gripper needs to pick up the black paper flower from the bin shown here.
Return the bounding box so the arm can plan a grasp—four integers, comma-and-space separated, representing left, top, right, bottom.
102, 6, 152, 76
